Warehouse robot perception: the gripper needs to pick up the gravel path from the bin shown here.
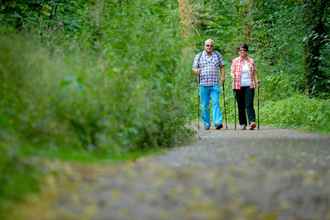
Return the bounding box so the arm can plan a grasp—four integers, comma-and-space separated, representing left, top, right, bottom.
17, 127, 330, 220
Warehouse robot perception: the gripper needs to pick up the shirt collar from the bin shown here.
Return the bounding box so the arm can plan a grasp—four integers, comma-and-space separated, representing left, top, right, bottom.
239, 56, 250, 62
203, 50, 214, 57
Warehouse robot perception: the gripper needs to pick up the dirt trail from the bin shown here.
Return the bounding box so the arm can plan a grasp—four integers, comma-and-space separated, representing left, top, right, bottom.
13, 127, 330, 220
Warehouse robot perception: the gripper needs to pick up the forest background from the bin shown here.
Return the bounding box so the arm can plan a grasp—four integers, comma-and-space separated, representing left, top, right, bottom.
0, 0, 329, 217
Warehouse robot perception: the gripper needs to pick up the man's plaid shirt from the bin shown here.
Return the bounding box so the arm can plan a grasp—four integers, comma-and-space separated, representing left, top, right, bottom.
192, 51, 224, 86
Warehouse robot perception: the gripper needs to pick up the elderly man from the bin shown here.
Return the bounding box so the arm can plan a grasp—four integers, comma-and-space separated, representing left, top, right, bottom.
192, 39, 225, 130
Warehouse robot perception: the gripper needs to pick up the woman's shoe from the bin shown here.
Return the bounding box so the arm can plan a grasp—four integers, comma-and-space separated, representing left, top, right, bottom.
249, 122, 256, 130
239, 124, 246, 130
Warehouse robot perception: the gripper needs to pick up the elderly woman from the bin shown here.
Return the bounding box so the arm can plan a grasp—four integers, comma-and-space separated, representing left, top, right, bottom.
231, 43, 260, 130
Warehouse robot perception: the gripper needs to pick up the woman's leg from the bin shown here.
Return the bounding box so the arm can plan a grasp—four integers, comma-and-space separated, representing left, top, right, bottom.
235, 88, 247, 126
244, 87, 256, 125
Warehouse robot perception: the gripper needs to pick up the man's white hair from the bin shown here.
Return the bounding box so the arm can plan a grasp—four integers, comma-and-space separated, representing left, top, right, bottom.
204, 39, 214, 45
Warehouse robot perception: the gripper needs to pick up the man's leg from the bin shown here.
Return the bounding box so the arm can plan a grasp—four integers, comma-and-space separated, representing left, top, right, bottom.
210, 85, 223, 128
200, 86, 210, 129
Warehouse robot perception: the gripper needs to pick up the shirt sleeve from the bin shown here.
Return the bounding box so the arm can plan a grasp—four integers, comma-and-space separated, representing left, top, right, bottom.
192, 53, 200, 69
231, 59, 235, 75
216, 52, 224, 67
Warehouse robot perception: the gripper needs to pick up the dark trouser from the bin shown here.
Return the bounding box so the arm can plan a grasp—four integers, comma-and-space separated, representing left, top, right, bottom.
234, 86, 256, 126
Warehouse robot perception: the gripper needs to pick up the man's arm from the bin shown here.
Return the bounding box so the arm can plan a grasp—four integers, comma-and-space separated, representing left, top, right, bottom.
192, 53, 201, 76
215, 51, 225, 85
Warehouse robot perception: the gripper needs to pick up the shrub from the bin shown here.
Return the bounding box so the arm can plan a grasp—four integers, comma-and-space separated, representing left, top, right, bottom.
0, 0, 194, 151
0, 1, 196, 216
260, 95, 330, 132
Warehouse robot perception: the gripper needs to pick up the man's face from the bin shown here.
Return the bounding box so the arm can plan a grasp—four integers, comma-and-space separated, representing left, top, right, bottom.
204, 42, 214, 53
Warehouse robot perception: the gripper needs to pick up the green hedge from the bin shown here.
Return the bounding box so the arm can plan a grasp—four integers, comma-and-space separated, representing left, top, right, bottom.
261, 95, 330, 133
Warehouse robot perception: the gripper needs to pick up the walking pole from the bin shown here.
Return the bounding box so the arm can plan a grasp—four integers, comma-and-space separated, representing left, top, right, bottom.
197, 75, 201, 139
257, 84, 260, 130
222, 84, 228, 129
233, 90, 237, 130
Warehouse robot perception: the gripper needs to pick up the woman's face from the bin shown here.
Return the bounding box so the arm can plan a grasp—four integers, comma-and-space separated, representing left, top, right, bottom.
239, 48, 248, 58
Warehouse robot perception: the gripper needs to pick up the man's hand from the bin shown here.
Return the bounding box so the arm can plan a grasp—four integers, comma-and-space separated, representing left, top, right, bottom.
192, 68, 200, 75
221, 78, 225, 86
256, 80, 261, 87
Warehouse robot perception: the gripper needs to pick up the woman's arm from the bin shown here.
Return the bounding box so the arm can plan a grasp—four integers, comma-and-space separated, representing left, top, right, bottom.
230, 59, 235, 79
253, 62, 260, 86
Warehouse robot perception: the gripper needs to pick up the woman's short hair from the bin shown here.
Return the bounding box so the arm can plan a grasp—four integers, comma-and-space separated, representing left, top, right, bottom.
239, 43, 249, 51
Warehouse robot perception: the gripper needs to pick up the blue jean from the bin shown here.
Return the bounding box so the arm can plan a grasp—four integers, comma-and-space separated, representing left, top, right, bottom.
200, 85, 223, 129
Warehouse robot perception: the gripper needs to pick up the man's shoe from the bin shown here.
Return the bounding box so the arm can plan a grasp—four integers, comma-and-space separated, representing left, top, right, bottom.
239, 124, 246, 130
249, 122, 256, 130
215, 124, 223, 130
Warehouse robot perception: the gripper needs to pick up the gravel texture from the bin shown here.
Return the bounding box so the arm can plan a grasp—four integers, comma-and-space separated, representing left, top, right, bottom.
17, 126, 330, 220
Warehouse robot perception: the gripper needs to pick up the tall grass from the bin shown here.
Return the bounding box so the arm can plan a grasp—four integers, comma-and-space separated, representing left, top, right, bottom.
0, 1, 193, 152
0, 0, 195, 215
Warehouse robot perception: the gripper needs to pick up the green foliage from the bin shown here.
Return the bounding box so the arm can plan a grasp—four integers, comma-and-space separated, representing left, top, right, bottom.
191, 0, 245, 58
0, 0, 87, 35
0, 143, 41, 220
252, 1, 305, 81
261, 95, 330, 132
0, 0, 192, 151
0, 34, 79, 147
0, 0, 194, 216
303, 0, 330, 97
259, 71, 304, 102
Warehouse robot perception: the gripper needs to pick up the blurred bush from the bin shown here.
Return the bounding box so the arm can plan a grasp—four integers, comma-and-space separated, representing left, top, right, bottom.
0, 0, 193, 152
0, 0, 194, 215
